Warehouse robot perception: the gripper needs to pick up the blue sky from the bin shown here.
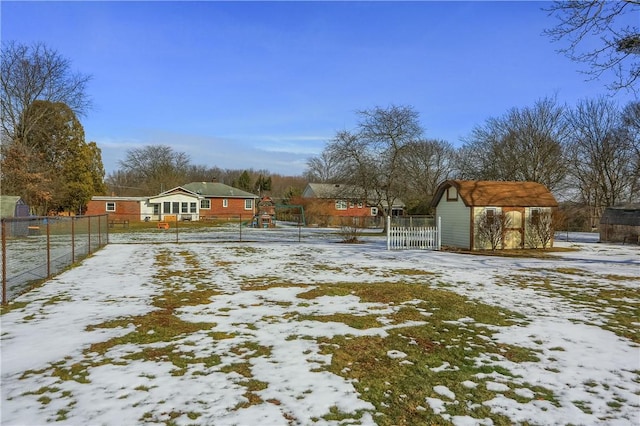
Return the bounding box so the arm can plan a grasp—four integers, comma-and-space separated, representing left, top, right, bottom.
2, 1, 636, 176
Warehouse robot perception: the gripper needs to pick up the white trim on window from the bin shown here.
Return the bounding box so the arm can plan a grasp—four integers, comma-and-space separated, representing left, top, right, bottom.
335, 200, 347, 210
200, 199, 211, 209
106, 202, 116, 212
244, 199, 253, 210
223, 198, 228, 208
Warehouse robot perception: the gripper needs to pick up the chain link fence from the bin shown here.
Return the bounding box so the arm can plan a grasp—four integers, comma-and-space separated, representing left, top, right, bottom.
1, 214, 109, 304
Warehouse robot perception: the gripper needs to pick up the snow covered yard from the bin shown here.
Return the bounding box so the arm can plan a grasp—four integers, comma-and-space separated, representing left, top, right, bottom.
1, 231, 638, 425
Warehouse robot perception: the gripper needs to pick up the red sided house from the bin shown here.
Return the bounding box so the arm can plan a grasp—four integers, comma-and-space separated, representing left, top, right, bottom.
300, 183, 404, 226
431, 180, 558, 250
86, 182, 258, 222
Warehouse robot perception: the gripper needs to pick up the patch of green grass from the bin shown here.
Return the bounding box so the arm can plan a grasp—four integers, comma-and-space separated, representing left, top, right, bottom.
305, 282, 548, 425
229, 341, 272, 359
572, 400, 593, 414
296, 312, 383, 329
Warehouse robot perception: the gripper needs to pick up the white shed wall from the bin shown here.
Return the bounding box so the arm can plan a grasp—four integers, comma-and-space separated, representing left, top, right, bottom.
436, 197, 471, 249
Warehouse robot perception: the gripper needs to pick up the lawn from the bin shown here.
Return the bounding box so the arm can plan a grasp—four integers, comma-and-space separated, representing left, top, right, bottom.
1, 230, 638, 425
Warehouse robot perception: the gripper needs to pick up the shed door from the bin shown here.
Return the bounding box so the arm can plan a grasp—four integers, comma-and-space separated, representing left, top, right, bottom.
504, 210, 523, 249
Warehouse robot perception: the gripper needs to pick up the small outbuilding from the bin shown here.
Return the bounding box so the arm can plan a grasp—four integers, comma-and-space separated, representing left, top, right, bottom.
431, 180, 558, 250
0, 196, 30, 218
599, 204, 640, 244
255, 196, 276, 228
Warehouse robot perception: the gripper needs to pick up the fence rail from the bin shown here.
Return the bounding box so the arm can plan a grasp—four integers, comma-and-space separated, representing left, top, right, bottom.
1, 214, 109, 304
387, 216, 441, 250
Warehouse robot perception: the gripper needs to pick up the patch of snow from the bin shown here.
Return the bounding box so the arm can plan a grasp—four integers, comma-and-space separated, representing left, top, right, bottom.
433, 385, 456, 400
386, 350, 407, 359
486, 382, 510, 393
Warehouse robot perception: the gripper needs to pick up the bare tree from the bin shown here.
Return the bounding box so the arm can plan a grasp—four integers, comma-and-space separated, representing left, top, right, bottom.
400, 138, 456, 213
458, 97, 568, 192
331, 105, 423, 223
475, 210, 512, 251
565, 97, 636, 226
622, 101, 640, 201
525, 210, 556, 249
544, 1, 640, 93
118, 145, 191, 194
1, 41, 92, 144
304, 150, 342, 183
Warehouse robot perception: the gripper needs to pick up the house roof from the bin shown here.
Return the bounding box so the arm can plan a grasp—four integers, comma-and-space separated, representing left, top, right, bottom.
600, 204, 640, 226
432, 180, 558, 208
182, 182, 258, 198
303, 183, 406, 208
148, 187, 202, 201
91, 196, 148, 202
302, 183, 364, 199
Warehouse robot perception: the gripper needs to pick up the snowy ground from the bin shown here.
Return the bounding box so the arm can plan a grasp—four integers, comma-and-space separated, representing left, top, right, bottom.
1, 229, 638, 425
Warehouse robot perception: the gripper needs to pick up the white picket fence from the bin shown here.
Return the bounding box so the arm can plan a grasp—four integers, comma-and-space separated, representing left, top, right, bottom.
387, 216, 441, 250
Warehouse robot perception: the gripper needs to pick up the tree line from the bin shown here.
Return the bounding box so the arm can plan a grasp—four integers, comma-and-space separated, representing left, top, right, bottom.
306, 100, 639, 229
107, 144, 306, 202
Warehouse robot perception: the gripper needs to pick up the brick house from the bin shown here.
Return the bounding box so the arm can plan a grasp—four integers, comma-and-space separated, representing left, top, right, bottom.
300, 183, 404, 226
86, 182, 258, 222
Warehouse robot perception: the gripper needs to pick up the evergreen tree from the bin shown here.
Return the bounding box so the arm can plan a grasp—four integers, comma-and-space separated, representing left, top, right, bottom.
2, 100, 106, 214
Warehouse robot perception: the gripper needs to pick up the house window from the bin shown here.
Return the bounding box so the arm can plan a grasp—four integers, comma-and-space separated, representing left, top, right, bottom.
200, 199, 210, 209
172, 202, 179, 214
358, 202, 363, 208
244, 199, 253, 210
223, 199, 228, 208
106, 202, 116, 212
163, 202, 171, 213
446, 187, 458, 201
181, 202, 188, 213
371, 207, 378, 216
190, 202, 197, 213
531, 208, 541, 225
349, 201, 355, 208
153, 204, 160, 215
335, 200, 348, 210
485, 208, 496, 224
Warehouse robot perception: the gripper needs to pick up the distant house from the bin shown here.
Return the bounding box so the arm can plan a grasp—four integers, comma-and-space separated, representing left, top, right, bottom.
431, 180, 558, 250
301, 183, 404, 226
0, 196, 30, 218
600, 204, 640, 244
86, 182, 258, 222
182, 182, 259, 219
